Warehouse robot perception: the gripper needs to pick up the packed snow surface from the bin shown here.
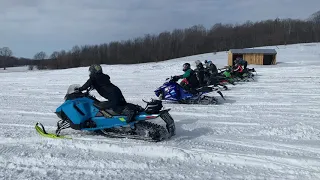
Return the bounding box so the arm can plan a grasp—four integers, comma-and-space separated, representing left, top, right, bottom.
1, 43, 320, 180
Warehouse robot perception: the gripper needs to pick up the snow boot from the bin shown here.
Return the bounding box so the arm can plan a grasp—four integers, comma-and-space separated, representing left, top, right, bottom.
122, 107, 136, 123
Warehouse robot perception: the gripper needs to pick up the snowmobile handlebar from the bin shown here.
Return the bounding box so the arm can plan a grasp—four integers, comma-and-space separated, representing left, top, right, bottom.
84, 87, 95, 97
166, 76, 180, 82
75, 87, 94, 98
85, 87, 92, 93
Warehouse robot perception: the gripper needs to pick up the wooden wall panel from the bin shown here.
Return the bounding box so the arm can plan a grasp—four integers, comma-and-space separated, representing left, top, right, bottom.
272, 55, 277, 64
228, 52, 233, 66
243, 54, 263, 65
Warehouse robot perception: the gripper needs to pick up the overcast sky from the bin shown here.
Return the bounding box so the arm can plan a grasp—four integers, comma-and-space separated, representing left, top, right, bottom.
0, 0, 319, 58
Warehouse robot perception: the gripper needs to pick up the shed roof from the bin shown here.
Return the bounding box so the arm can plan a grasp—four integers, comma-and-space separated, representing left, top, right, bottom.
229, 48, 277, 54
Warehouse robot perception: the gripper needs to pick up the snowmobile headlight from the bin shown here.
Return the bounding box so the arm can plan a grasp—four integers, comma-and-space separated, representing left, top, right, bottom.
55, 112, 62, 119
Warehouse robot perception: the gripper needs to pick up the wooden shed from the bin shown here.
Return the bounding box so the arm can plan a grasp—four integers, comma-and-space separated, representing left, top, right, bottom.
228, 49, 277, 66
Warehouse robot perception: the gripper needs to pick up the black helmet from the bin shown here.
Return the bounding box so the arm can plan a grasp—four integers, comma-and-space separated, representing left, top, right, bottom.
182, 63, 191, 71
88, 64, 102, 76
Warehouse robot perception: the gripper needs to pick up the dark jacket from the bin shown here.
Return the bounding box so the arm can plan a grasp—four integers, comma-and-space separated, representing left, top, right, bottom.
194, 64, 206, 86
207, 63, 218, 75
78, 73, 127, 110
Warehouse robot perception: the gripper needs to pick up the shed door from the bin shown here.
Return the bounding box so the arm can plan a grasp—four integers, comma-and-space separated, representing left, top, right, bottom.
263, 55, 273, 65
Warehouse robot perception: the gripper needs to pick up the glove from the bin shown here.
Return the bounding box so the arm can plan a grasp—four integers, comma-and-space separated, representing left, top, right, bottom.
172, 76, 180, 81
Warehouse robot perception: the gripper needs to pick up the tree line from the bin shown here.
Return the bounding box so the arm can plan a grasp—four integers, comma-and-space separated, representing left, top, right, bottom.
1, 14, 320, 70
0, 47, 33, 70
36, 18, 320, 70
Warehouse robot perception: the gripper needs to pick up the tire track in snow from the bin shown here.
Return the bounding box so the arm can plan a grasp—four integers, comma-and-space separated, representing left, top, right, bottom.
0, 140, 215, 179
39, 137, 320, 174
0, 142, 152, 179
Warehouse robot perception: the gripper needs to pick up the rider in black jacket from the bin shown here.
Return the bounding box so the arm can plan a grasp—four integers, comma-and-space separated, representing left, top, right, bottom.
76, 64, 135, 123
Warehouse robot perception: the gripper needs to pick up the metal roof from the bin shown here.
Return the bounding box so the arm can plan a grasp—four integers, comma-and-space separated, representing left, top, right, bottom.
229, 48, 277, 54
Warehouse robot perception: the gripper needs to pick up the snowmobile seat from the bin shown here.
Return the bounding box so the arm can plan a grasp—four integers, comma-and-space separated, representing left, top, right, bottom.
93, 101, 105, 110
93, 101, 122, 116
104, 109, 121, 116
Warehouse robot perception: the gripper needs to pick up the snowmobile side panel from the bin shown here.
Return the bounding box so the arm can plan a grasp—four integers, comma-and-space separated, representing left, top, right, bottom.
154, 77, 223, 104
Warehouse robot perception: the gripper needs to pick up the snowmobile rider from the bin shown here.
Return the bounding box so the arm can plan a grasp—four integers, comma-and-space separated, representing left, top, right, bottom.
173, 63, 200, 93
202, 60, 218, 85
204, 60, 209, 67
75, 64, 136, 123
235, 57, 248, 69
194, 60, 206, 86
233, 62, 244, 79
205, 60, 218, 75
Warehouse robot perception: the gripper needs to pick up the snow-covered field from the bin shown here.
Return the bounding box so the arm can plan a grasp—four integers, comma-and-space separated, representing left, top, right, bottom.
1, 43, 320, 180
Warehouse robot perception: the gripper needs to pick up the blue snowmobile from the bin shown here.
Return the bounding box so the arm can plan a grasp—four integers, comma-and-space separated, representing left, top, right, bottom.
154, 76, 225, 105
35, 84, 176, 142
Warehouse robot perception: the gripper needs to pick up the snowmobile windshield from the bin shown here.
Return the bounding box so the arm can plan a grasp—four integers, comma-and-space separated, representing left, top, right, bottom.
64, 84, 82, 101
66, 84, 81, 95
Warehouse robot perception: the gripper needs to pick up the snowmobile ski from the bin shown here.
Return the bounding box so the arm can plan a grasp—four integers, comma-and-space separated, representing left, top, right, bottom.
35, 122, 71, 139
216, 90, 226, 100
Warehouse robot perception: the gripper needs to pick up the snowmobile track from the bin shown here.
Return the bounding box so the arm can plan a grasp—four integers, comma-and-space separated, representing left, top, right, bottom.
99, 121, 169, 142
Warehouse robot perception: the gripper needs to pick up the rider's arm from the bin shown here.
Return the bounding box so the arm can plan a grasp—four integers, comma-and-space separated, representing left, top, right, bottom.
78, 78, 92, 91
182, 69, 191, 78
174, 69, 191, 80
233, 65, 240, 72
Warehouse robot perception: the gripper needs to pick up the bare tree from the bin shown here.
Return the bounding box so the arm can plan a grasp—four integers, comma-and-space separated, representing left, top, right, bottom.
34, 51, 47, 70
0, 47, 13, 70
50, 51, 59, 59
308, 10, 320, 23
34, 51, 47, 60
